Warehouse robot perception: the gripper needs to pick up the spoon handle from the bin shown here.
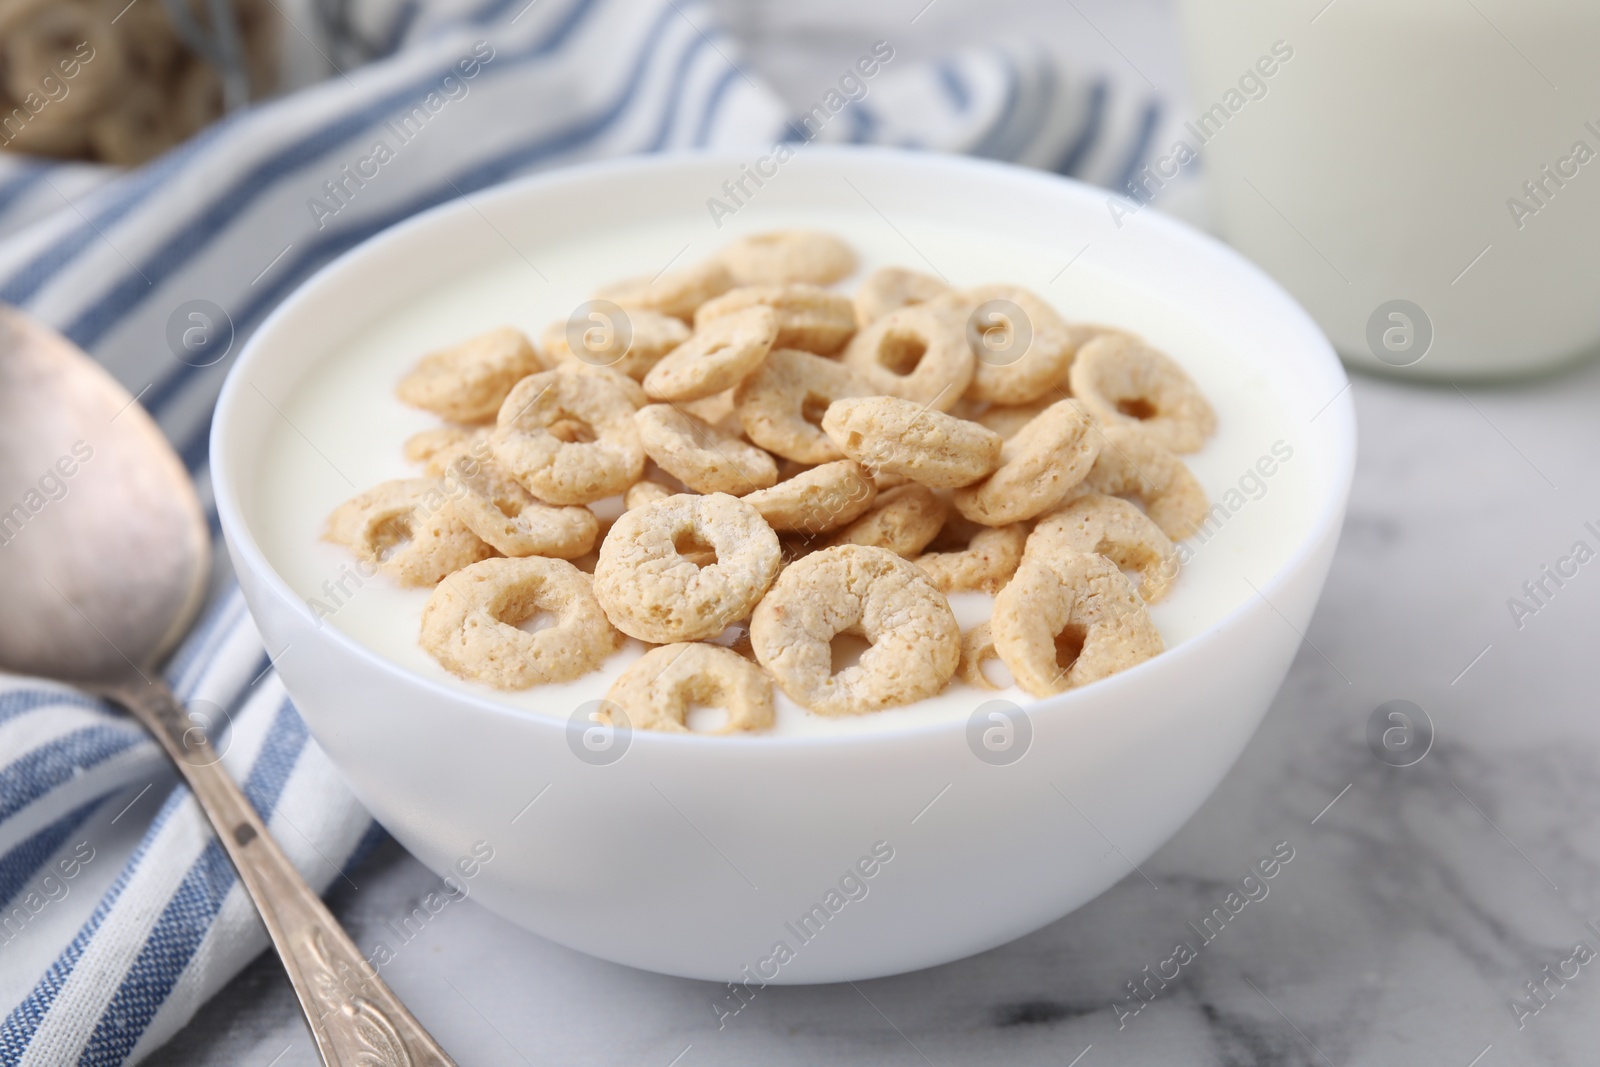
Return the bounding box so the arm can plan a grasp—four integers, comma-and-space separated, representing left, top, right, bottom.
110, 681, 456, 1067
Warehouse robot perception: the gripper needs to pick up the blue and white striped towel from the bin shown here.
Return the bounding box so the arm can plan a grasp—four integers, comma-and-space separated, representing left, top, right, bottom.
0, 0, 1176, 1061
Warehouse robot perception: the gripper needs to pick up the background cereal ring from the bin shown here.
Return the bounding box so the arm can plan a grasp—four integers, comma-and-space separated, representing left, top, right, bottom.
825, 483, 947, 558
959, 622, 1006, 689
741, 460, 877, 535
854, 266, 951, 326
636, 404, 778, 495
323, 478, 495, 588
719, 230, 857, 286
396, 326, 542, 424
541, 308, 689, 381
822, 395, 1002, 489
606, 643, 774, 733
695, 284, 857, 355
442, 452, 598, 559
1027, 493, 1178, 602
734, 348, 870, 463
953, 399, 1100, 525
593, 493, 781, 643
491, 371, 645, 505
954, 285, 1081, 406
1077, 424, 1208, 540
841, 301, 973, 410
420, 557, 621, 688
643, 305, 779, 402
595, 258, 734, 321
1069, 333, 1217, 454
750, 544, 960, 716
991, 553, 1164, 697
915, 521, 1027, 594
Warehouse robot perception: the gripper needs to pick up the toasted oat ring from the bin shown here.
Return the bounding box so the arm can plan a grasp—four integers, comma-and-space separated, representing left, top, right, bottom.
593, 493, 781, 643
636, 404, 778, 495
624, 479, 677, 511
826, 483, 947, 558
1077, 425, 1208, 540
959, 623, 1006, 689
1028, 493, 1178, 603
953, 399, 1100, 526
952, 286, 1087, 405
991, 554, 1164, 697
404, 426, 491, 476
915, 522, 1027, 594
555, 361, 648, 409
741, 460, 878, 535
595, 257, 734, 321
840, 300, 974, 410
854, 267, 951, 326
491, 371, 644, 505
751, 544, 960, 716
974, 399, 1053, 439
1069, 333, 1216, 454
643, 306, 779, 402
733, 348, 870, 463
324, 479, 495, 588
419, 557, 621, 688
541, 308, 690, 381
719, 230, 857, 287
396, 327, 542, 424
441, 451, 598, 559
605, 643, 775, 734
822, 396, 1002, 489
695, 285, 857, 355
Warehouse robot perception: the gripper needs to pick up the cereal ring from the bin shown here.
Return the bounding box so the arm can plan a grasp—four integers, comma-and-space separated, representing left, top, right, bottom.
915, 522, 1027, 594
491, 371, 644, 505
1069, 333, 1216, 453
750, 544, 960, 716
636, 404, 778, 495
854, 267, 951, 326
953, 399, 1100, 526
595, 257, 734, 321
840, 300, 973, 410
991, 553, 1164, 697
733, 348, 870, 463
625, 479, 677, 511
397, 327, 542, 424
419, 557, 621, 688
324, 479, 495, 588
951, 285, 1082, 406
821, 396, 1002, 489
541, 309, 690, 381
695, 285, 857, 355
643, 306, 779, 402
1076, 425, 1208, 540
741, 460, 878, 535
605, 643, 775, 734
826, 483, 947, 558
974, 399, 1052, 439
441, 451, 598, 559
593, 493, 781, 643
1027, 493, 1178, 602
404, 426, 491, 476
679, 389, 744, 437
959, 623, 1006, 689
719, 230, 857, 286
555, 361, 648, 409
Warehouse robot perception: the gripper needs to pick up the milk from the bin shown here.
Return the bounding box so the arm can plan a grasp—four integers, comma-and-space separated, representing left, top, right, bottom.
251, 208, 1317, 737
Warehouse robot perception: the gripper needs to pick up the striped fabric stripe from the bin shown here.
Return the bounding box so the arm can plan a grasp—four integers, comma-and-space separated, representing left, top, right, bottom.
0, 0, 1172, 1061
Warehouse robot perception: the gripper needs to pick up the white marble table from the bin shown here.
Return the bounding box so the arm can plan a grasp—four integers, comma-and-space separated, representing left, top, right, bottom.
148, 355, 1600, 1067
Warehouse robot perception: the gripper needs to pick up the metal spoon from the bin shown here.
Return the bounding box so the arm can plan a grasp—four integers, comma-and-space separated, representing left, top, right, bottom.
0, 306, 455, 1067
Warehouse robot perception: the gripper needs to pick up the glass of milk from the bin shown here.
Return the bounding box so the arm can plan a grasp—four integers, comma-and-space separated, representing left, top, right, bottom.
1173, 0, 1600, 378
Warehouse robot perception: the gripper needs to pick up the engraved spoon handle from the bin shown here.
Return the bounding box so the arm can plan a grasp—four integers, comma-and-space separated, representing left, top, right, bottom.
110, 681, 456, 1067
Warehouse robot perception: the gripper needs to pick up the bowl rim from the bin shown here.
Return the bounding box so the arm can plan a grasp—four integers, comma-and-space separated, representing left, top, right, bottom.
211, 145, 1357, 750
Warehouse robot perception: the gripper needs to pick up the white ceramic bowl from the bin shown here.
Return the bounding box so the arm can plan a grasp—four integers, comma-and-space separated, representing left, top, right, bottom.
212, 148, 1355, 984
